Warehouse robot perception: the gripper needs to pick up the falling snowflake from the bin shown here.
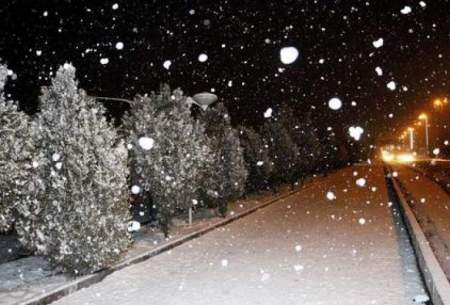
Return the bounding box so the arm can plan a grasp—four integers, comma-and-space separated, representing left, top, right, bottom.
295, 245, 302, 252
400, 6, 412, 14
279, 47, 299, 64
138, 137, 155, 150
356, 178, 366, 187
112, 3, 119, 10
36, 50, 42, 56
372, 38, 384, 48
386, 81, 396, 91
100, 58, 109, 65
163, 60, 172, 70
348, 126, 364, 141
358, 218, 366, 225
131, 185, 141, 194
326, 191, 336, 200
221, 259, 228, 267
115, 42, 124, 50
52, 153, 61, 162
263, 107, 273, 118
432, 148, 440, 155
256, 161, 264, 166
293, 265, 304, 272
419, 1, 426, 8
375, 66, 383, 76
328, 97, 342, 110
198, 53, 208, 62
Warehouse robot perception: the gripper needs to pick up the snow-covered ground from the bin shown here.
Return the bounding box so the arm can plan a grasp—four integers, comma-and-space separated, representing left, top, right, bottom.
392, 164, 450, 278
0, 185, 294, 305
53, 165, 427, 305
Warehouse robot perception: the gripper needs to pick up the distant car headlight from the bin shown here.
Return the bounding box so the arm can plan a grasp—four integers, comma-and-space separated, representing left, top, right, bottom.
381, 150, 395, 162
396, 153, 415, 163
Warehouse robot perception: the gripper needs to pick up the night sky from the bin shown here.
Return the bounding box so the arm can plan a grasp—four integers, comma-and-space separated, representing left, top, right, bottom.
0, 0, 449, 141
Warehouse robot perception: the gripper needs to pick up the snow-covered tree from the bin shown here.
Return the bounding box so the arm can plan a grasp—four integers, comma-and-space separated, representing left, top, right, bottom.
124, 86, 214, 235
0, 64, 35, 233
16, 64, 130, 275
198, 103, 247, 216
278, 106, 323, 178
261, 119, 299, 187
238, 126, 273, 192
122, 94, 158, 224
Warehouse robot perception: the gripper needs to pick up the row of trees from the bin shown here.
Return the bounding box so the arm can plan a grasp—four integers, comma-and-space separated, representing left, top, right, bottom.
0, 63, 358, 275
239, 105, 353, 194
122, 86, 247, 236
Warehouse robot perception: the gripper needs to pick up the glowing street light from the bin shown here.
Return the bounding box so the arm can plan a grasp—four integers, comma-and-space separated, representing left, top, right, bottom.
407, 127, 415, 151
433, 98, 443, 110
418, 113, 429, 155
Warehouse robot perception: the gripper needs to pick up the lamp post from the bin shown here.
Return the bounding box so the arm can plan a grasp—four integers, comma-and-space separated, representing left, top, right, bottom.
418, 113, 429, 156
186, 92, 218, 225
407, 127, 414, 151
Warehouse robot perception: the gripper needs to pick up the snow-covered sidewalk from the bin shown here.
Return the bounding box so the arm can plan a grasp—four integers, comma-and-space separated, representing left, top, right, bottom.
53, 165, 427, 305
0, 185, 295, 305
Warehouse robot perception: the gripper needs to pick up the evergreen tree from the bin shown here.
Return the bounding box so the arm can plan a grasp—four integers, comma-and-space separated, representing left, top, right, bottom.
124, 86, 214, 235
0, 64, 35, 233
278, 106, 323, 177
238, 126, 273, 193
261, 119, 299, 187
198, 103, 247, 216
16, 64, 130, 275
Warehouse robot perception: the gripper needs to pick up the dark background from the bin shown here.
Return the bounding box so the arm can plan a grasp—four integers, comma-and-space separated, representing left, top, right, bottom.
0, 0, 449, 145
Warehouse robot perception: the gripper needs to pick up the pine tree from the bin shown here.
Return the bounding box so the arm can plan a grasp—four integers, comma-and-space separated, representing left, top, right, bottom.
0, 64, 35, 233
124, 86, 214, 235
278, 105, 323, 178
239, 126, 273, 192
16, 64, 130, 275
261, 119, 299, 187
198, 103, 247, 216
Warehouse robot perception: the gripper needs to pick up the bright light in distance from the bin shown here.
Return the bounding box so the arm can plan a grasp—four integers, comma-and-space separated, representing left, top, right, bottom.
396, 153, 415, 163
418, 113, 427, 120
381, 150, 395, 162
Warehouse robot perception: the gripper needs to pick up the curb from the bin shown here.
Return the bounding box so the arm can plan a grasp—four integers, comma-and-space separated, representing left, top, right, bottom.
17, 187, 302, 305
389, 173, 450, 305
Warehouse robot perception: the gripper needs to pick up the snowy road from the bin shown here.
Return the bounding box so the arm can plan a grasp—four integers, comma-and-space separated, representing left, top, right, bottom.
54, 165, 426, 305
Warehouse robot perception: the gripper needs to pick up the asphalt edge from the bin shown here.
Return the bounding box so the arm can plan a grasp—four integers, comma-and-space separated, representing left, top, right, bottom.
387, 167, 450, 305
16, 187, 302, 305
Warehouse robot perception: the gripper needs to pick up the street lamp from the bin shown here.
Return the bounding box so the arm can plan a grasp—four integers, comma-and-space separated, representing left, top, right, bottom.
418, 113, 429, 155
407, 127, 414, 151
188, 92, 218, 110
186, 92, 218, 225
433, 98, 443, 110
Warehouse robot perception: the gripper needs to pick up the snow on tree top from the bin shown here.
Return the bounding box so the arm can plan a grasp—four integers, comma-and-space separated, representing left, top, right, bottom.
0, 66, 7, 91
